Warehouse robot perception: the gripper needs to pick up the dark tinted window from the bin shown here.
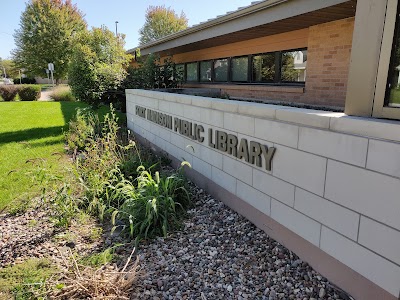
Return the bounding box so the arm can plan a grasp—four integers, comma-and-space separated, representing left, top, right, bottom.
252, 53, 275, 82
214, 59, 228, 82
200, 61, 212, 82
231, 56, 248, 82
186, 62, 198, 81
386, 7, 400, 108
281, 50, 307, 82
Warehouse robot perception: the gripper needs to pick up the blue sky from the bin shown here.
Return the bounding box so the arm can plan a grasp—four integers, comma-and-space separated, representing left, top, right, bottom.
0, 0, 254, 59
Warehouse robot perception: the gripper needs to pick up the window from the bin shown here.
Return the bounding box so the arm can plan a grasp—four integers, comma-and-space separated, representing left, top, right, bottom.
385, 5, 400, 109
252, 53, 275, 82
231, 56, 248, 82
369, 0, 400, 119
175, 64, 184, 82
186, 62, 198, 81
200, 61, 212, 82
181, 48, 307, 85
281, 50, 307, 82
214, 59, 229, 82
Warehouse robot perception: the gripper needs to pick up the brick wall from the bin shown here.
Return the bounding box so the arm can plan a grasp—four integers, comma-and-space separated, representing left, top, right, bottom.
304, 17, 354, 107
183, 17, 355, 108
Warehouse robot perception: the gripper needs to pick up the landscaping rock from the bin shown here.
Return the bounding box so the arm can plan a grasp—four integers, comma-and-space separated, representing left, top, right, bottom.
130, 182, 350, 299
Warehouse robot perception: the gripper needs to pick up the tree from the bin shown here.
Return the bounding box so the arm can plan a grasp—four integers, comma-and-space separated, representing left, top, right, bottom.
139, 5, 188, 45
12, 0, 86, 80
68, 26, 132, 105
0, 58, 19, 78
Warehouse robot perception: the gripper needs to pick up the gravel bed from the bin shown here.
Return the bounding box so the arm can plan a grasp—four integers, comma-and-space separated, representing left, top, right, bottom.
0, 182, 352, 300
131, 183, 352, 300
0, 201, 103, 268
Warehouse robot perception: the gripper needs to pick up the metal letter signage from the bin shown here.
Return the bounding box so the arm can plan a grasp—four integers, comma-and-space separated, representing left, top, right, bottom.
135, 105, 276, 171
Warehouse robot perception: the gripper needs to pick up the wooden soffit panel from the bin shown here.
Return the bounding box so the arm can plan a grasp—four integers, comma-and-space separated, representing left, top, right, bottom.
139, 0, 356, 57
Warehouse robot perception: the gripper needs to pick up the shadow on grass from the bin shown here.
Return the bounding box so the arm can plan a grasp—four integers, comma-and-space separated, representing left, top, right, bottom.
59, 101, 88, 126
59, 101, 127, 127
23, 138, 65, 149
0, 126, 64, 145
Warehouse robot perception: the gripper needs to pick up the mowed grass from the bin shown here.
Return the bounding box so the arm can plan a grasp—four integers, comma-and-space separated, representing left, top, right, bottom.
0, 101, 88, 210
389, 88, 400, 104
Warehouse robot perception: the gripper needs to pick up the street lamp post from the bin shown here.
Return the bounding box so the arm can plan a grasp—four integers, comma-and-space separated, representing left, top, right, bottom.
115, 21, 119, 36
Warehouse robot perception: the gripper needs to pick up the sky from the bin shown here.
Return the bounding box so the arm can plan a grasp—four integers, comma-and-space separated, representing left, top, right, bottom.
0, 0, 255, 59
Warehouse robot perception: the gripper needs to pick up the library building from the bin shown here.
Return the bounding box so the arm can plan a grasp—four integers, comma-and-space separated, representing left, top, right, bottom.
126, 1, 400, 299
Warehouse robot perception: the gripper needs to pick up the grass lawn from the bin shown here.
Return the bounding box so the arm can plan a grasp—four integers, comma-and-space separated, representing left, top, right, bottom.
389, 88, 400, 104
0, 101, 89, 210
0, 101, 123, 211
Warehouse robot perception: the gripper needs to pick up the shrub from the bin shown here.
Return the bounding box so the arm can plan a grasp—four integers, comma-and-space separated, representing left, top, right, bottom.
0, 85, 20, 101
65, 105, 191, 243
13, 77, 36, 84
49, 85, 75, 102
121, 54, 183, 91
18, 84, 41, 101
65, 108, 96, 152
68, 27, 131, 106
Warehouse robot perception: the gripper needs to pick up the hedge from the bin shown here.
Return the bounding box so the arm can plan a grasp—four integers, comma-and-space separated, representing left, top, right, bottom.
18, 85, 41, 101
13, 77, 37, 84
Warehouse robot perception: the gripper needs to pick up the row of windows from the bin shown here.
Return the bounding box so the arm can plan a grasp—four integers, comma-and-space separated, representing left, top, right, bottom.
176, 49, 307, 85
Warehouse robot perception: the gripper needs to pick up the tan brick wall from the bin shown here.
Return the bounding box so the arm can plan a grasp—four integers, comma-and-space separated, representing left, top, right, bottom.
304, 17, 354, 107
183, 17, 355, 108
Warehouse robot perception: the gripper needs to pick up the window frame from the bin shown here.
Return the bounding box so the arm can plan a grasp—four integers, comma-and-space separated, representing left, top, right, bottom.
199, 60, 213, 82
280, 48, 308, 84
251, 52, 277, 83
230, 55, 251, 83
185, 62, 199, 82
372, 0, 400, 119
180, 47, 308, 86
213, 58, 230, 82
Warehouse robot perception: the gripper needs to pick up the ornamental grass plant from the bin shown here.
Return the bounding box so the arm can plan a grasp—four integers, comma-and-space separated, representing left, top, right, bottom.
64, 105, 191, 243
0, 85, 20, 101
49, 85, 75, 102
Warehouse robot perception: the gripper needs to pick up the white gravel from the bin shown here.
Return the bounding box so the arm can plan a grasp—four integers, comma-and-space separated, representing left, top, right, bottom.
130, 183, 352, 300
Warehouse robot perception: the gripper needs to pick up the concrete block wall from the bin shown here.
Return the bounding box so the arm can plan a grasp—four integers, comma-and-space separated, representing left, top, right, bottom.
126, 89, 400, 299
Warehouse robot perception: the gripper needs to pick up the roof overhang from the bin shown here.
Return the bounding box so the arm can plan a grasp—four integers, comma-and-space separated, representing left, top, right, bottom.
127, 0, 356, 56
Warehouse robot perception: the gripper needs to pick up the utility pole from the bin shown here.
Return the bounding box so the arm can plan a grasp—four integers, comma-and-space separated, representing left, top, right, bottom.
115, 21, 119, 36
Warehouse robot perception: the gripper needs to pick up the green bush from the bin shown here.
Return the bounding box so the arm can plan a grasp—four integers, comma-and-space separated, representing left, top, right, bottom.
65, 108, 96, 152
113, 164, 190, 242
65, 105, 190, 243
68, 27, 131, 106
0, 85, 20, 101
18, 85, 41, 101
121, 54, 183, 91
13, 77, 36, 84
49, 85, 75, 102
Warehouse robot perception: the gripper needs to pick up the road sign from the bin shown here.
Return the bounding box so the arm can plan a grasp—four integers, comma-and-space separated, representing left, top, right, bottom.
47, 63, 54, 86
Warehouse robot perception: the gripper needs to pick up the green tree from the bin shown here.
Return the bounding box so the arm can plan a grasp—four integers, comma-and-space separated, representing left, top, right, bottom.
12, 0, 86, 80
0, 59, 19, 78
68, 26, 132, 105
281, 52, 300, 82
139, 5, 188, 45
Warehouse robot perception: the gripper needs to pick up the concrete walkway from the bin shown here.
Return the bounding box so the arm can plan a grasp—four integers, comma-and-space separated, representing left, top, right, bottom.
39, 87, 54, 101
